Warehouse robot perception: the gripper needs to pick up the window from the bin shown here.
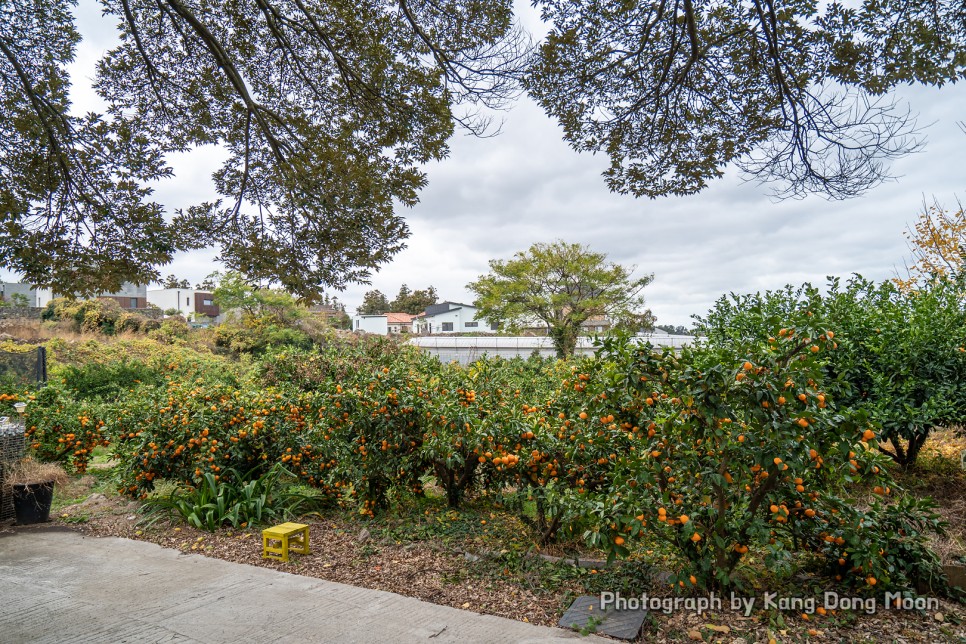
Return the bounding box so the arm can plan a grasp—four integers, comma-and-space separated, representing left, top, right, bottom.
441, 322, 454, 332
203, 299, 213, 306
129, 298, 138, 308
490, 323, 499, 331
464, 321, 478, 328
186, 297, 190, 306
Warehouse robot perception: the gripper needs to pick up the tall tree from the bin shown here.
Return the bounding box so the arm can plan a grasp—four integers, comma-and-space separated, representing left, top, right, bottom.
468, 240, 653, 357
161, 274, 191, 289
527, 0, 966, 200
0, 0, 529, 298
357, 289, 389, 316
390, 284, 438, 314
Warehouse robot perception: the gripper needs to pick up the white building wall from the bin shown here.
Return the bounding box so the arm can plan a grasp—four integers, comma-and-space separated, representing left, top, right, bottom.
420, 306, 491, 334
352, 315, 389, 334
408, 333, 701, 364
147, 289, 193, 315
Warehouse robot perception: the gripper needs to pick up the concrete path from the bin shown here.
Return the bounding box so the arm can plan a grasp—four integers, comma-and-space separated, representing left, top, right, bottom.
0, 527, 604, 644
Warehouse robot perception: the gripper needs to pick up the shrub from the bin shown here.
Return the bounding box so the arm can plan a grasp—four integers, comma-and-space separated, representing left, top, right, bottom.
139, 463, 325, 531
24, 385, 109, 473
823, 276, 966, 467
561, 320, 942, 592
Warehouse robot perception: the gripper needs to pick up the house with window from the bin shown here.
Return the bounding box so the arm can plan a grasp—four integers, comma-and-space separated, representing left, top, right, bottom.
350, 311, 414, 335
147, 288, 220, 320
32, 282, 147, 310
412, 302, 495, 334
0, 282, 40, 307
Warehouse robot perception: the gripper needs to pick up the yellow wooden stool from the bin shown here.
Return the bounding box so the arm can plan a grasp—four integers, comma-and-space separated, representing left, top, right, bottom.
262, 522, 310, 562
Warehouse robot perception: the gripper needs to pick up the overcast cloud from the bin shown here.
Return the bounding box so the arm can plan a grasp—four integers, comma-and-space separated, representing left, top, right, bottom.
6, 0, 964, 326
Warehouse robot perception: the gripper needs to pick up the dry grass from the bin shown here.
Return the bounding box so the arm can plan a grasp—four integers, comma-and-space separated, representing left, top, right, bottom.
894, 427, 966, 566
3, 457, 70, 487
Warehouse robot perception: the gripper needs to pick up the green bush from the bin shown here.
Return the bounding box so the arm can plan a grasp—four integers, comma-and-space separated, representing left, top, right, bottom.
139, 464, 325, 531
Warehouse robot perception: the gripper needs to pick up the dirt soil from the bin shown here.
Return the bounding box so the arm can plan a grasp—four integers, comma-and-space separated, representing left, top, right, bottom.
5, 483, 955, 643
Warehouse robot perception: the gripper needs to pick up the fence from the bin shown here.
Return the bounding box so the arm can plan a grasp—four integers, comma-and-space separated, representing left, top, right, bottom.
0, 346, 45, 523
407, 333, 700, 365
0, 419, 26, 522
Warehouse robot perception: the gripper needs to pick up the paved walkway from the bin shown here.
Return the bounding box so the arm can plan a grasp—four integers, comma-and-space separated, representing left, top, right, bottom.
0, 527, 603, 643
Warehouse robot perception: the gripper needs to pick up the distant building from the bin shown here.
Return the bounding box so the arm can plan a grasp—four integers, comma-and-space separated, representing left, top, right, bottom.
352, 314, 389, 335
147, 288, 220, 320
350, 311, 415, 335
0, 282, 41, 307
4, 281, 146, 309
412, 302, 495, 334
96, 282, 147, 310
386, 312, 415, 334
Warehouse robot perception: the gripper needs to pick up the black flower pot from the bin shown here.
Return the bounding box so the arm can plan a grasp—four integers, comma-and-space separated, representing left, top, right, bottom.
12, 482, 54, 525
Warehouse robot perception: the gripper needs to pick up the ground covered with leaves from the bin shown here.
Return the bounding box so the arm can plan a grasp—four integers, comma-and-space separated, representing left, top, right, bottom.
31, 462, 965, 643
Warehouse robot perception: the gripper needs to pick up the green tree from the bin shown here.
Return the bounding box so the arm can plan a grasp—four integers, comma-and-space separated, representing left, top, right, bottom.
526, 0, 965, 199
212, 271, 301, 321
1, 1, 529, 298
468, 241, 653, 357
357, 290, 390, 316
390, 284, 438, 315
161, 275, 191, 289
824, 276, 966, 467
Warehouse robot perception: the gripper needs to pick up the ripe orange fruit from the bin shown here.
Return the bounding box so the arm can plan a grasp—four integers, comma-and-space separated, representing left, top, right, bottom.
743, 361, 753, 371
690, 532, 701, 542
614, 536, 625, 546
773, 457, 782, 465
689, 575, 697, 585
579, 411, 588, 420
735, 373, 745, 381
679, 515, 689, 524
866, 576, 877, 586
862, 429, 876, 441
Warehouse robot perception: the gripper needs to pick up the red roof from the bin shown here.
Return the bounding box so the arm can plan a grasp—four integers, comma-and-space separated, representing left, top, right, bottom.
385, 312, 415, 324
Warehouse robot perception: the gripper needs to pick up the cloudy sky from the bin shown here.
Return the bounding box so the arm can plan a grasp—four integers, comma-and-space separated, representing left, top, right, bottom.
17, 1, 965, 326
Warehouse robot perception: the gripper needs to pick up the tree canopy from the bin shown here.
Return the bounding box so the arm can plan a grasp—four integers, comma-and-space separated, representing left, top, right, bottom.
526, 0, 966, 200
356, 289, 390, 316
3, 0, 965, 296
0, 0, 528, 298
895, 198, 966, 292
390, 284, 438, 315
467, 240, 653, 357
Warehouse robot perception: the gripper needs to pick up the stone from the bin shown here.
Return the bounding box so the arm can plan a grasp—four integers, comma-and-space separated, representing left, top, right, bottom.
357, 528, 370, 543
558, 595, 648, 640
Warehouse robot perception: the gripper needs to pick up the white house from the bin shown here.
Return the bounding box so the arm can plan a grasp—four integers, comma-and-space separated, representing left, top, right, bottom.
147, 288, 220, 320
0, 282, 40, 306
352, 314, 389, 335
28, 282, 146, 310
413, 302, 495, 334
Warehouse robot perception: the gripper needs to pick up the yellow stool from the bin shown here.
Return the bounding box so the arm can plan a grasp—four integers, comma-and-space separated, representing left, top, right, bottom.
262, 522, 310, 562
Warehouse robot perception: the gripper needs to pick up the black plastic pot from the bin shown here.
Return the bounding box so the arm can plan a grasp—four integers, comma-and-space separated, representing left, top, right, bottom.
12, 482, 54, 525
